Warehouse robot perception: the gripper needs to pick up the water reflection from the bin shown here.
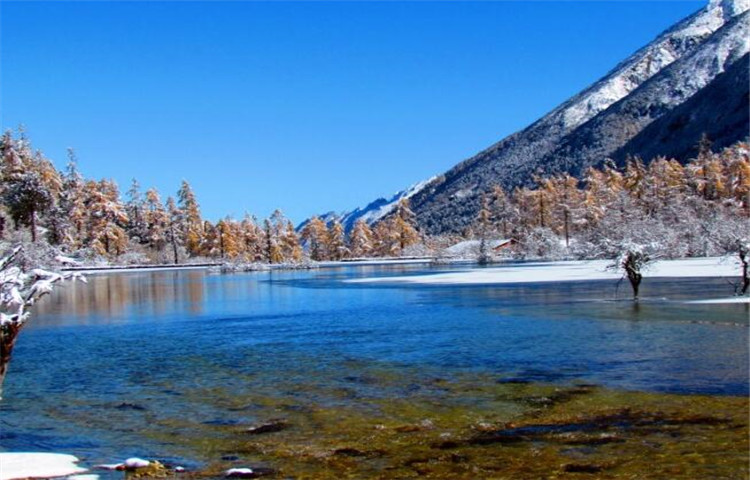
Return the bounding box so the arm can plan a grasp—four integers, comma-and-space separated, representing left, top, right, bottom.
31, 271, 208, 326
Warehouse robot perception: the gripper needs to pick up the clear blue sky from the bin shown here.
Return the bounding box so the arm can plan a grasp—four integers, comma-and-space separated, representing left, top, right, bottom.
1, 0, 703, 224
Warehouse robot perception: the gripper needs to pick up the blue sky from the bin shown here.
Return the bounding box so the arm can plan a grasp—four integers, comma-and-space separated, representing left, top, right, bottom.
1, 0, 703, 223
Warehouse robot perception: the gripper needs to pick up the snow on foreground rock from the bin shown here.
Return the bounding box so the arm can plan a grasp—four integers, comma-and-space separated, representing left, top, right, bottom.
0, 452, 87, 480
347, 257, 742, 286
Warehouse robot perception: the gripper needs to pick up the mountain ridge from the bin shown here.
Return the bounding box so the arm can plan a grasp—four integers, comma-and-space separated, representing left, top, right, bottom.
307, 0, 750, 234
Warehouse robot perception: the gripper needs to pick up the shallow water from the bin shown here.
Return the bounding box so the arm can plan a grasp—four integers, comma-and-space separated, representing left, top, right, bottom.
0, 264, 747, 472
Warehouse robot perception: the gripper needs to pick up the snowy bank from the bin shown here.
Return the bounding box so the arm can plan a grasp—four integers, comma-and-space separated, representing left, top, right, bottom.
0, 453, 87, 480
348, 257, 742, 286
688, 297, 750, 304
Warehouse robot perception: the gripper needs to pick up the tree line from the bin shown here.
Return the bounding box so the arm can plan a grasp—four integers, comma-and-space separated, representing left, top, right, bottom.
0, 130, 421, 264
471, 138, 750, 260
1, 129, 748, 266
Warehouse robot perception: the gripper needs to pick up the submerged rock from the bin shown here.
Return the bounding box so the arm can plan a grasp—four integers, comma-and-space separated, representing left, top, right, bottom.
244, 419, 289, 435
563, 463, 606, 473
115, 402, 147, 411
332, 448, 367, 457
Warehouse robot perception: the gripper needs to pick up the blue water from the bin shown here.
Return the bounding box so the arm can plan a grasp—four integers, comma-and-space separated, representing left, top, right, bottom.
0, 264, 747, 464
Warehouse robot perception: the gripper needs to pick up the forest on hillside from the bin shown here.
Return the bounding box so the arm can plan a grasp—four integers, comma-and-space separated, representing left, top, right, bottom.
0, 129, 748, 267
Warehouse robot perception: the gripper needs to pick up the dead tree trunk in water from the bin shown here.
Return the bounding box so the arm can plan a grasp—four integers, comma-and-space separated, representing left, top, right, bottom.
612, 247, 650, 302
738, 242, 749, 295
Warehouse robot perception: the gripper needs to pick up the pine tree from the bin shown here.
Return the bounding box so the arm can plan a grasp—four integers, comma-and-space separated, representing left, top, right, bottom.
199, 221, 218, 257
85, 179, 129, 257
125, 179, 149, 243
240, 214, 263, 262
55, 150, 87, 249
490, 185, 515, 239
0, 130, 29, 183
165, 196, 183, 264
623, 156, 647, 203
2, 171, 52, 243
372, 218, 398, 257
723, 144, 750, 215
327, 220, 348, 260
32, 152, 62, 199
217, 219, 240, 259
177, 180, 203, 256
301, 216, 329, 261
548, 174, 583, 247
144, 188, 168, 253
393, 198, 420, 253
348, 219, 373, 258
281, 221, 303, 262
476, 194, 493, 263
264, 218, 283, 263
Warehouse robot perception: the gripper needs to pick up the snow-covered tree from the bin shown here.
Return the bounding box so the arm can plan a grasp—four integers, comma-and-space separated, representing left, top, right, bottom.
348, 219, 373, 258
327, 220, 348, 261
0, 246, 84, 397
723, 145, 750, 215
240, 214, 263, 262
736, 239, 750, 296
301, 216, 329, 261
125, 179, 148, 244
177, 180, 203, 256
263, 218, 283, 263
2, 172, 53, 243
216, 219, 240, 259
281, 221, 303, 263
476, 194, 493, 264
85, 180, 129, 257
165, 196, 183, 264
489, 185, 516, 239
546, 174, 584, 247
372, 218, 398, 257
144, 188, 168, 253
393, 198, 420, 253
57, 153, 87, 249
610, 243, 652, 301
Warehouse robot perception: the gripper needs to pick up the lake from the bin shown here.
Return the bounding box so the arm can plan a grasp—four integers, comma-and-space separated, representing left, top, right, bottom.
1, 263, 748, 478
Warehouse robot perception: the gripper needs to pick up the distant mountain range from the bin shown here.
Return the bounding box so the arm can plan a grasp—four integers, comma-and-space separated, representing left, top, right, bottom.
306, 0, 750, 234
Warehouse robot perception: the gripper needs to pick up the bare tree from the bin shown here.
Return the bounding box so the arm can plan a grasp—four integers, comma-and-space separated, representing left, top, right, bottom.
610, 244, 651, 301
0, 246, 84, 398
734, 239, 749, 296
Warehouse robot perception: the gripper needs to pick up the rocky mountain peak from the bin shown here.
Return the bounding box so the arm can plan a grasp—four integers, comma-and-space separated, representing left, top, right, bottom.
709, 0, 750, 19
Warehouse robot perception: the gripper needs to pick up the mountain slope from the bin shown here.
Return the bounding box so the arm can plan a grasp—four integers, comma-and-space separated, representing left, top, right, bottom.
297, 177, 435, 232
612, 52, 749, 163
406, 0, 749, 234
531, 12, 749, 178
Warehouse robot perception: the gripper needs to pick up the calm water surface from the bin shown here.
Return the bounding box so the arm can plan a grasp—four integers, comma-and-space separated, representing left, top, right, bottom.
1, 263, 747, 465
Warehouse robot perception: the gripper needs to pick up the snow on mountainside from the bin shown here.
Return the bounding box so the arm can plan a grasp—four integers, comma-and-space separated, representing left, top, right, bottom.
612, 52, 749, 163
404, 0, 750, 234
308, 0, 749, 235
534, 11, 749, 177
299, 177, 435, 232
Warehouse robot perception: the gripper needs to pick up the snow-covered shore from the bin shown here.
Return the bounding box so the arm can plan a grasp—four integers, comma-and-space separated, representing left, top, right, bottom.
0, 453, 88, 480
347, 257, 745, 287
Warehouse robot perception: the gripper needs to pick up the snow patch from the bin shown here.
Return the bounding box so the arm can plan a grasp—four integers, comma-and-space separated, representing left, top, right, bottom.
688, 296, 750, 304
123, 458, 150, 469
0, 453, 87, 480
348, 257, 741, 286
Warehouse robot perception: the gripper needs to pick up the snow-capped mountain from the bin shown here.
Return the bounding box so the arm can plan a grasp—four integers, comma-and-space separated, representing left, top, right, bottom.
307, 0, 749, 235
404, 0, 750, 234
298, 177, 435, 232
